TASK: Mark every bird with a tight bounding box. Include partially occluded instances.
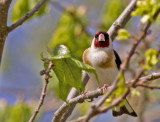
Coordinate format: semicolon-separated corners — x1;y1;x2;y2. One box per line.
83;31;137;117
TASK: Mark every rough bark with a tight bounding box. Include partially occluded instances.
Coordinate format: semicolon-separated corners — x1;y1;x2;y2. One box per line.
0;0;12;64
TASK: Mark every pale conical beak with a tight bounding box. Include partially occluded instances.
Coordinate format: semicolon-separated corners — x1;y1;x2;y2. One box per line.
98;34;105;42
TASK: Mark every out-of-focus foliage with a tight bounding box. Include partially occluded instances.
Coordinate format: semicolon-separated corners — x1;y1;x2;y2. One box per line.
113;73;126;97
104;73;126;107
143;48;159;70
116;29;131;40
131;0;160;23
12;0;48;22
100;0;127;30
49;5;91;60
131;88;140;97
0;100;32;122
42;45;98;101
77;102;90;116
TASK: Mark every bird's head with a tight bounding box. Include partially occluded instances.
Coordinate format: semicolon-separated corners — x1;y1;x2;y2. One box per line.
92;31;111;48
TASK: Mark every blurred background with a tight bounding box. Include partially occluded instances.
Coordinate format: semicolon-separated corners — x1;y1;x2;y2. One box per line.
0;0;160;121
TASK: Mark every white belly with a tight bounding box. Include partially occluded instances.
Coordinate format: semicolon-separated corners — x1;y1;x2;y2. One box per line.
88;67;118;87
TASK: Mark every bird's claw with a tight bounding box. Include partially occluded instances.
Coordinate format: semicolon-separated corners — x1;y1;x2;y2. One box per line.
80;91;88;95
80;91;93;102
100;84;109;93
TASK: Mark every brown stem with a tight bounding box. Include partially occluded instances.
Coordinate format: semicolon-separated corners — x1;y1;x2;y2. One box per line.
28;61;53;122
0;0;12;65
8;0;47;32
136;84;160;89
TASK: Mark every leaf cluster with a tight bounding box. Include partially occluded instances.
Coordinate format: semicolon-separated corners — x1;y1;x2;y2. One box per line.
42;45;98;101
104;73;126;107
116;29;131;40
143;48;160;70
131;0;160;23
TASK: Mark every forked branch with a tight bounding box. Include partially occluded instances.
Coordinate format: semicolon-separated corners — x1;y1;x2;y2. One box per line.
8;0;47;32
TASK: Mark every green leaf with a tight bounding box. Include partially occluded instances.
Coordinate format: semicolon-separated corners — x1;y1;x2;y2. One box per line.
116;29;131;40
70;58;99;83
77;102;90;116
143;48;159;70
43;45;97;101
141;14;150;24
131;88;140;97
113;72;126;97
104;96;113;106
12;0;48;22
104;73;126;107
53;58;84;101
118;99;126;107
131;0;160;23
52;45;71;59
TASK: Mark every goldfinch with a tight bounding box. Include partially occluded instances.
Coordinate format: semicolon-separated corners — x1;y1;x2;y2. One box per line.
83;31;137;117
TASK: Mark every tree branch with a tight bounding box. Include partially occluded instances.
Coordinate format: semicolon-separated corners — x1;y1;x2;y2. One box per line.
68;71;160;122
108;0;137;40
52;0;137;121
8;0;47;32
52;71;89;122
0;0;12;65
51;70;160;122
128;72;160;85
53;89;104;122
136;84;160;89
28;61;53;122
76;8;160;122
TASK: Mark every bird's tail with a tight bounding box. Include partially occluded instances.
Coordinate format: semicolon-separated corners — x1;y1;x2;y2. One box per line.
112;99;137;117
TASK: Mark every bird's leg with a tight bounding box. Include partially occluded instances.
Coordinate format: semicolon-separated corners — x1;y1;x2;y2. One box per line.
80;91;88;95
100;84;110;92
80;91;95;102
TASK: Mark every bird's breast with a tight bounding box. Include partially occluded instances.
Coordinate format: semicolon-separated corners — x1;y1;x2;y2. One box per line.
85;48;116;68
88;67;118;86
83;48;118;86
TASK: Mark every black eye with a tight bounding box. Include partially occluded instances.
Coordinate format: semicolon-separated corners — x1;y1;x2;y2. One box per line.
95;34;98;38
104;33;109;40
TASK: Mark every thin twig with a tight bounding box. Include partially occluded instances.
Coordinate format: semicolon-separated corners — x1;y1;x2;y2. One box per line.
28;61;53;122
138;72;160;83
136;84;160;89
8;0;47;32
126;72;160;86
